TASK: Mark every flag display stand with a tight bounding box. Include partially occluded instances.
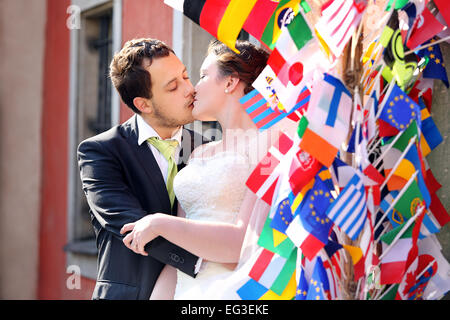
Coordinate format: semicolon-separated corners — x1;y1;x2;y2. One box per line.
164;0;450;300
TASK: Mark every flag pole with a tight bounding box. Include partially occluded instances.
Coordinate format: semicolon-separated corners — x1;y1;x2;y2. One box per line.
373;170;419;233
374;284;396;300
415;259;437;280
404;35;450;55
377;204;425;262
319;248;345;300
371;131;405;168
379;135;417;191
374;78;395;120
353;86;362;169
367;128;383;154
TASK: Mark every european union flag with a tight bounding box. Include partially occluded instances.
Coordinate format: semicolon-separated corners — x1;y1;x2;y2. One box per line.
270;196;294;234
295;266;309;300
417;37;449;88
297;176;334;245
286;174;334;260
379;83;421;131
306;257;329;300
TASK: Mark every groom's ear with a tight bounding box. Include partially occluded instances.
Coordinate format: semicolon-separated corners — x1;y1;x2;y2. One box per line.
133;97;153;115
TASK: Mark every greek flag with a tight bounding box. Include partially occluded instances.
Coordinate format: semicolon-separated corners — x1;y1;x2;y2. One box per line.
325;171;367;240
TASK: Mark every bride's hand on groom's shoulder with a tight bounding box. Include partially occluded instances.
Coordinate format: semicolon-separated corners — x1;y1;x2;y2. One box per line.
120;214;160;256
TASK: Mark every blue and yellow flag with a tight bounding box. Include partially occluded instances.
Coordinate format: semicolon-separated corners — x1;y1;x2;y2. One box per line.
417;37;449;88
379;83;421;131
295;265;309;300
418;97;443;155
270;195;294;235
306;256;329;300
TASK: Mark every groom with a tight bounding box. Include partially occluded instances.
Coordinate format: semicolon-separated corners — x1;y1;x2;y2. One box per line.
78;38;209;300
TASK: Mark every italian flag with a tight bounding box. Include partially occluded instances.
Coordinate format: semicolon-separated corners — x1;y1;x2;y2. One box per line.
248;248;297;296
380;234;412;285
285;214;327;261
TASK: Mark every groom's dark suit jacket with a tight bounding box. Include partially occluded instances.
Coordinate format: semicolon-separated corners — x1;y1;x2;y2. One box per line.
77;115;209;300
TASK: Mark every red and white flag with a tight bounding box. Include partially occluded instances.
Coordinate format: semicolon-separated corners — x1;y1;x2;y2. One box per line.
406;7;446;50
253;38;328;113
288;148;322;195
419;236;450;300
315;0;366;58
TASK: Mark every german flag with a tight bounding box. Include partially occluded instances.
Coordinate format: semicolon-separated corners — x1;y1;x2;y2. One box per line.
165;0;258;52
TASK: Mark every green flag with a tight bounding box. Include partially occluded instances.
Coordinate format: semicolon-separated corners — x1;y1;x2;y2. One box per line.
258;215;295;259
380;215;415;245
285;9;312;50
261;0;301;49
386;0;409;11
393;180;424;226
297;116;309;138
380;284;399;300
270;249;297;295
386;120;419;151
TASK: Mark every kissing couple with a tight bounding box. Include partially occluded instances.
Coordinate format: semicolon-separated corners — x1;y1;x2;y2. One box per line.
78;38;293;300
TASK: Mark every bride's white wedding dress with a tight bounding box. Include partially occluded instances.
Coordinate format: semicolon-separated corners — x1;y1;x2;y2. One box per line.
172;141;254;300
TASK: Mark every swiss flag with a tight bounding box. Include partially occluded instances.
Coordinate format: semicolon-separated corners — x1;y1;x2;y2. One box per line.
407;7;445;50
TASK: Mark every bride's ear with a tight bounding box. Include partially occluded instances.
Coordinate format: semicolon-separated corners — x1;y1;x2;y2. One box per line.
224;75;241;94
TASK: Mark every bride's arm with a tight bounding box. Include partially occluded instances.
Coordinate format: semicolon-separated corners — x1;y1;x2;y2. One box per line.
121;135;270;263
121;189;258;264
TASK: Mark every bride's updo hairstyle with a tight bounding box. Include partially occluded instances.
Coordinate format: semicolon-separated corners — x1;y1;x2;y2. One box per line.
207;40;269;94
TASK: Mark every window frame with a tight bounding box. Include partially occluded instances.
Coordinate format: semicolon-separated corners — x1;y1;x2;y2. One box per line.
66;0;122;280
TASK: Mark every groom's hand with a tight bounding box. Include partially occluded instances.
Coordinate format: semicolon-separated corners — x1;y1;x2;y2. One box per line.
120;215;159;256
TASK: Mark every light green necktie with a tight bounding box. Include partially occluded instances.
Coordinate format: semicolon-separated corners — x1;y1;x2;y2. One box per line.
147;137;179;207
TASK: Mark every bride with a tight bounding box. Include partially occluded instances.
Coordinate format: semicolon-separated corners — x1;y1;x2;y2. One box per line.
120;40;287;299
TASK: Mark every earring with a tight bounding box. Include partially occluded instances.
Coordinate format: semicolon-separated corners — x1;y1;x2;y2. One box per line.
225;89;229;93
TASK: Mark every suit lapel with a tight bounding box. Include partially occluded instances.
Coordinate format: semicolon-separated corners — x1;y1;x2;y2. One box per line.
121;118;209;215
124;116;172;213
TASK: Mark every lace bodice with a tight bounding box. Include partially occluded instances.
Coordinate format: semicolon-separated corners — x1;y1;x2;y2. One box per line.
172;141;255;300
173;143;253;223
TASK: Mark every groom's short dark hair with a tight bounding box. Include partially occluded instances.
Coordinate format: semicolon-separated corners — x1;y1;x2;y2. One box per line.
109;38;174;114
